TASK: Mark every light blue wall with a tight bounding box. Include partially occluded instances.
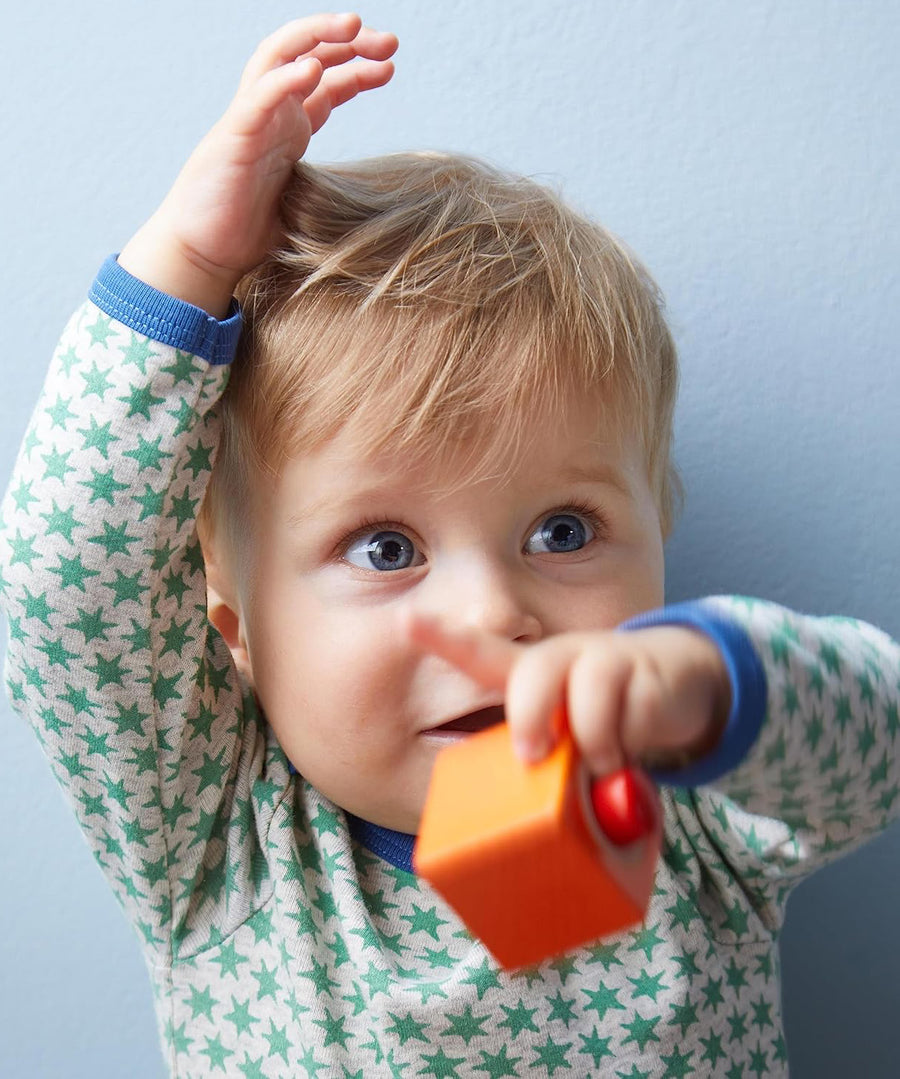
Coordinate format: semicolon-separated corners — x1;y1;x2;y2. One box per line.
2;2;897;1075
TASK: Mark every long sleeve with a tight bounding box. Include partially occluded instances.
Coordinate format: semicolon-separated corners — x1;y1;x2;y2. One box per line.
652;596;900;937
0;258;292;962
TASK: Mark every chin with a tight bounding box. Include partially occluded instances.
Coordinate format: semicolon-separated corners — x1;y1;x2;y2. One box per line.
363;803;422;835
344;779;428;835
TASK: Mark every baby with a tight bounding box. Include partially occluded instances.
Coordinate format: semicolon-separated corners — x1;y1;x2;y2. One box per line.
3;14;898;1077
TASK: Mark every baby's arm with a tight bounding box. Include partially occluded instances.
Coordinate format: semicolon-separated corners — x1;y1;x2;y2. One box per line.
119;13;397;316
409;600;900;918
693;597;900;871
0;14;396;959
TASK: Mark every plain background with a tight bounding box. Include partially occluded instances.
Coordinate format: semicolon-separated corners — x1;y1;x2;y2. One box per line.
2;2;898;1075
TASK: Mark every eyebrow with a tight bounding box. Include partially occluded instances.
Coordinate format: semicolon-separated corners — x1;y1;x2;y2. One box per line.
287;462;632;530
287;485;412;531
556;462;632;496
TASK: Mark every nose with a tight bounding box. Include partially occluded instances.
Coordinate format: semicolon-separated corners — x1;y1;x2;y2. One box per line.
437;559;543;644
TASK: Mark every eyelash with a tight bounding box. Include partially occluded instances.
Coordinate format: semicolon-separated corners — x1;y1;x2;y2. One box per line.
548;500;610;546
336;501;610;560
333;516;410;561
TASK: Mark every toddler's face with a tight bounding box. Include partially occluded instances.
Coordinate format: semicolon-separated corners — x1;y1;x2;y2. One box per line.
218;396;664;833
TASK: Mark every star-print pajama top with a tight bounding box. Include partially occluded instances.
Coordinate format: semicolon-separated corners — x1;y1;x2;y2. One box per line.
2;256;900;1078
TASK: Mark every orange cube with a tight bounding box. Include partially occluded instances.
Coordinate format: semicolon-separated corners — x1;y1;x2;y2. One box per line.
414;723;661;969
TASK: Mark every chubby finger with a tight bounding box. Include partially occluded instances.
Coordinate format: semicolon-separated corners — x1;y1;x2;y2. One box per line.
503;637;582;761
566;644;635;775
241;15;397;89
307;30;400;71
303;58;396;135
226;57;323;141
239;13;364;88
402;613;520;692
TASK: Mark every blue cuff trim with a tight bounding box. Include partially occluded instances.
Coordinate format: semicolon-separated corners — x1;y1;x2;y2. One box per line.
88;254;242;366
620;601;768;787
347;813;416;874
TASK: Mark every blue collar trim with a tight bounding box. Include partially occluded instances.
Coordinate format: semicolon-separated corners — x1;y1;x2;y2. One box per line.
347;813;416;873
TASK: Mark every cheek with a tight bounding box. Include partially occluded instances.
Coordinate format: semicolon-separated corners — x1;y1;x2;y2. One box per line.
618;552;664;622
243;575;415;737
561;538;664;631
638;533;666;608
626;493;666;611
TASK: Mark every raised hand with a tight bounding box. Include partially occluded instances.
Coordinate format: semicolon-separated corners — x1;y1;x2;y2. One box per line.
404;613;731;778
118;13;398;316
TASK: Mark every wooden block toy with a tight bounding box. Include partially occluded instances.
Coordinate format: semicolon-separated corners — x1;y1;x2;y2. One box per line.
414;716;661;969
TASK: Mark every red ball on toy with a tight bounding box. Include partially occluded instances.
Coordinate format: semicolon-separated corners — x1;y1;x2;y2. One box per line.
590;767;659;846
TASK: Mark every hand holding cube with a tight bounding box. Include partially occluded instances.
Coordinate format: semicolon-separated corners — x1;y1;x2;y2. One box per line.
406;612;730;967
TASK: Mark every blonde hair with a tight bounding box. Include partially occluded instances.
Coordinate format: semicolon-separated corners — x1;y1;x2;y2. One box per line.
202;152;681;549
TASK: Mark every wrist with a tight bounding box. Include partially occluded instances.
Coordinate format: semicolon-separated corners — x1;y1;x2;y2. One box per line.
89;256;242;366
117;218;238;319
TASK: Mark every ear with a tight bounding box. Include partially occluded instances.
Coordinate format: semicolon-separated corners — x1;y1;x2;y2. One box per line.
204;549;254;681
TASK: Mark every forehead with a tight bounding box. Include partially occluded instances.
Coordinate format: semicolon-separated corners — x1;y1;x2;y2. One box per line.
257;280;642;481
279;391;649;520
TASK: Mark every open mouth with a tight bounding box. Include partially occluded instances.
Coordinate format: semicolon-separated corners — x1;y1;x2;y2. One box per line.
424;705;505;737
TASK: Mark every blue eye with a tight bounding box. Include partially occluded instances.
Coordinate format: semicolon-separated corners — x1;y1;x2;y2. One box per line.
344;530;420;571
526;513;594;554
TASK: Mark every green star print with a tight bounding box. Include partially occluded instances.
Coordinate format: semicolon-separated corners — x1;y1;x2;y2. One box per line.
2;275;899;1077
